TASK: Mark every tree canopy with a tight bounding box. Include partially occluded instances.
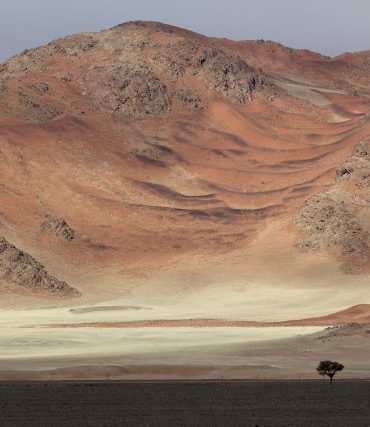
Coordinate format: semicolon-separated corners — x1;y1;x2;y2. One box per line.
316;360;344;384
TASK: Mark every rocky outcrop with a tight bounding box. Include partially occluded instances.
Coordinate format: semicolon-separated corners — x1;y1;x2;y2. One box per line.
336;139;370;183
296;138;370;273
351;139;369;159
83;63;172;114
0;21;271;119
296;194;368;264
193;46;265;103
79;40;265;113
40;214;75;241
51;34;98;56
152;39;268;104
0;237;79;296
28;82;49;94
176;89;202;110
17;89;61;123
317;323;369;341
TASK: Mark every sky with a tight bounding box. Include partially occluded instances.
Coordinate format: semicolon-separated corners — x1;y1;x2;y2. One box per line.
1;0;370;62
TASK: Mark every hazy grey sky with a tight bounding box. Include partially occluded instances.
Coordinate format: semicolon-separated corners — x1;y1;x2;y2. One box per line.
1;0;370;62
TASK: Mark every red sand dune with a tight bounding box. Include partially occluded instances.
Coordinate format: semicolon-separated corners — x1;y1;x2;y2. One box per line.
0;21;368;307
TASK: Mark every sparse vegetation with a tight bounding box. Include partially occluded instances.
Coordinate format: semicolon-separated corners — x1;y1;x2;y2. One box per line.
317;360;344;384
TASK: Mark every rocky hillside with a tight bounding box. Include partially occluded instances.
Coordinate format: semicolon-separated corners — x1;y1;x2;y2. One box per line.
0;237;78;297
0;21;369;303
296;139;370;273
0;21;274;122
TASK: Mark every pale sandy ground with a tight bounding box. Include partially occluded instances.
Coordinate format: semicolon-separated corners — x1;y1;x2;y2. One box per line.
0;294;327;377
0;320;369;379
0;322;321;370
0;292;370;379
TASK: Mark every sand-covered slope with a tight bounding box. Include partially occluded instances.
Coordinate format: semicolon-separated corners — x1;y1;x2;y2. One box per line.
0;21;369;312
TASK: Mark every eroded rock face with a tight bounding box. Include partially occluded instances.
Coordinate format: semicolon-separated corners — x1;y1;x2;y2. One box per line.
352;139;369;159
296;194;368;261
17;89;61;123
151;39;268;104
78;38;265;113
336;140;370;185
0;237;79;296
40;214;75;241
51;34;98;56
176;89;202;110
296;138;370;273
82;63;171;114
193;46;264;103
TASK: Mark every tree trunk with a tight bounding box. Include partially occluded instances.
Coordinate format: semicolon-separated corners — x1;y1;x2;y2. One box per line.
329;374;334;385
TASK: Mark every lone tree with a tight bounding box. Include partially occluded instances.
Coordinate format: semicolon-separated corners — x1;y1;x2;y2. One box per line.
316;360;344;384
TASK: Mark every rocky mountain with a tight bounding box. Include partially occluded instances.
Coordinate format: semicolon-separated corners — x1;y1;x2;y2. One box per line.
0;21;369;305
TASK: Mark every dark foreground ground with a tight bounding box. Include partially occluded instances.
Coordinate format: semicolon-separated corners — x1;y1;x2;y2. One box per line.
0;380;369;426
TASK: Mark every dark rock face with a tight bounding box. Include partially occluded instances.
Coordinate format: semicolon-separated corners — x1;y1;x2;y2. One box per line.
80;41;264;114
356;169;370;188
176;89;202;110
296;194;368;258
349;140;370;187
296;137;370;272
82;63;171;115
336;139;370;184
336;165;354;181
51;34;98;56
193;46;264;103
28;82;49;94
0;237;79;296
152;39;267;104
352;139;369;159
40;214;75;241
152;53;189;79
17;89;61;123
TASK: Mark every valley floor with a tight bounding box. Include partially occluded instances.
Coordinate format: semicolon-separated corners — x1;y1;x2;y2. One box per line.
1;296;370;379
0;381;369;426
